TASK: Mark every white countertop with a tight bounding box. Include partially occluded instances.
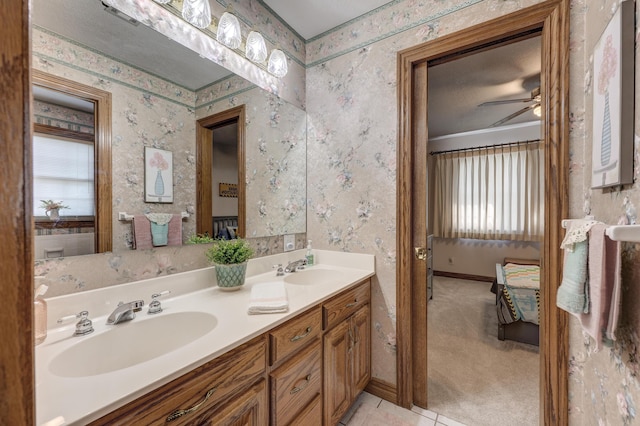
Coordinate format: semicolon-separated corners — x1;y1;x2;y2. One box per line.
36;249;375;425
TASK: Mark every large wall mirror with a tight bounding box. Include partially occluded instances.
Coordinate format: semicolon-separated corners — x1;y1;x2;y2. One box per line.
32;0;306;260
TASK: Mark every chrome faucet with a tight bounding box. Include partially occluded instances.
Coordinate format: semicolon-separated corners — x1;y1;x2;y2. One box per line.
107;300;144;325
284;259;307;273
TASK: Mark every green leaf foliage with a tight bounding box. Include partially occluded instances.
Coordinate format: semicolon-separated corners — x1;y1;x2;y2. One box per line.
186;233;216;244
205;238;254;264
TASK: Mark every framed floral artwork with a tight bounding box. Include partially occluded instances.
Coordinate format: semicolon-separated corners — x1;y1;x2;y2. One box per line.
144;147;173;203
591;0;634;188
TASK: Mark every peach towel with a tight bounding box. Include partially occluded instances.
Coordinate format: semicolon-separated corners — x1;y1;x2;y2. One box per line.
574;224;622;350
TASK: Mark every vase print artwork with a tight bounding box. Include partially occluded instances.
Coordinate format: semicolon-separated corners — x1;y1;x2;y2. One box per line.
154;170;165;196
145;147;173;203
600;91;611;167
597;34;617;169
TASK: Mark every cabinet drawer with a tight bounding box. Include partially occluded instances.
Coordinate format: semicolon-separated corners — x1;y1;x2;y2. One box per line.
270;306;322;365
323;280;370;330
90;336;267;425
289;394;321;426
270;340;322;425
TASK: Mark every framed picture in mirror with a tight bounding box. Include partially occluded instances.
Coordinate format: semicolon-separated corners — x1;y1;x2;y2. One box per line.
145;147;173;203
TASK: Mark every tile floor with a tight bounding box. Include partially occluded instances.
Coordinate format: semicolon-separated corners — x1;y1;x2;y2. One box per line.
339;392;467;426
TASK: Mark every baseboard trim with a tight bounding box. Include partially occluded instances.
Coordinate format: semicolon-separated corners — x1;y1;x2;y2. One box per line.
433;270;494;282
365;378;397;405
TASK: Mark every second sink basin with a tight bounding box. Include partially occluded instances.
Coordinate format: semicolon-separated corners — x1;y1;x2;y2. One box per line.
283;268;343;285
49;311;217;378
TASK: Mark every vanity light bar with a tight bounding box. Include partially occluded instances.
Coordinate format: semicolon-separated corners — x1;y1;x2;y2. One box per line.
118;211;189;221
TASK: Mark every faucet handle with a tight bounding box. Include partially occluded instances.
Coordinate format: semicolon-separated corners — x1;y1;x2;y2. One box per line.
148;291;171;315
57;310;94;336
273;264;284;276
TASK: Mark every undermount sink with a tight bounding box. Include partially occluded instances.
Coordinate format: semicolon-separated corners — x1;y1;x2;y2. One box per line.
283;268;343;285
49;311;217;378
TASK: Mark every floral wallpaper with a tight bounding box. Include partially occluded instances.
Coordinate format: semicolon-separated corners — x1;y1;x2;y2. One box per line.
566;0;640;424
33;99;95;134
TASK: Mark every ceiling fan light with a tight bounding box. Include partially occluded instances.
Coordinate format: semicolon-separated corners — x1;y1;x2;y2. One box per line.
533;104;542;117
182;0;212;29
245;31;268;63
268;48;288;78
217;11;242;49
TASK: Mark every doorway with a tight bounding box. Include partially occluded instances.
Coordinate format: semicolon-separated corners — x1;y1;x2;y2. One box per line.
396;1;570;424
196;105;246;239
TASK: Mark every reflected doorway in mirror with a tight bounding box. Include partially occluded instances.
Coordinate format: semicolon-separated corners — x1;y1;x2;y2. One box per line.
144;147;173;203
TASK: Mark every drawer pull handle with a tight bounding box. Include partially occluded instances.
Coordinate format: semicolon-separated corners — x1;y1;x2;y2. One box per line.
290;374;312;395
166;386;218;422
290;326;313;342
346;300;358;308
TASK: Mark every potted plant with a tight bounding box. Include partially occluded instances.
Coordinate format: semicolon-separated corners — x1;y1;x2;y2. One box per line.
206;238;254;291
40;200;69;221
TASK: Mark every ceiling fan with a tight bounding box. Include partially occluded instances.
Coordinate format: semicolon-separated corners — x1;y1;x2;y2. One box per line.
479;86;541;128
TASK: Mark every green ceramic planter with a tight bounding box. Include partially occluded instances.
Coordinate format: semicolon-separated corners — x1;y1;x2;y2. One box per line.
214;262;248;291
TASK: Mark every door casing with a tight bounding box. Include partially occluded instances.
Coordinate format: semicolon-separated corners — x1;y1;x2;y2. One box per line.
396;1;570;424
196;105;246;239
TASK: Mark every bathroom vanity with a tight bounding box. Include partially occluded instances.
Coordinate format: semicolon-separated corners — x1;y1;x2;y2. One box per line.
36;250;374;425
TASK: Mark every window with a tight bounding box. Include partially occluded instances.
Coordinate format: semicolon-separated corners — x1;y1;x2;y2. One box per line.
33;133;95;217
432;141;544;241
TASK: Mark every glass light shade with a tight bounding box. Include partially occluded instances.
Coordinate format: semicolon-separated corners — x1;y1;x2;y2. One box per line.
153;0;171;4
245;31;268;63
182;0;211;29
217;11;242;49
533;104;542;117
268;48;288;78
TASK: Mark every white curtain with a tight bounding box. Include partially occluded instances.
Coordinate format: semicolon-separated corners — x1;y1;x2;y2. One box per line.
433;142;544;241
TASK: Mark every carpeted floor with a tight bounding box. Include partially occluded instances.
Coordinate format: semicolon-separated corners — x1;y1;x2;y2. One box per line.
427;276;539;426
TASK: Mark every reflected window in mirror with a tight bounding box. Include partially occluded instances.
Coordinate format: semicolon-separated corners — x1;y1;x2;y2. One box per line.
32;70;112;259
33;129;96;258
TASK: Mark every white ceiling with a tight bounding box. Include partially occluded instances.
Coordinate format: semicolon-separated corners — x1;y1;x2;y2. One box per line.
262;0;392;40
32;0;541;136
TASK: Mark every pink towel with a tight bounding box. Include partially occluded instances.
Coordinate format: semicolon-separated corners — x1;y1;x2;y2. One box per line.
132;215;153;250
132;214;182;250
166;214;183;246
574;224;622;350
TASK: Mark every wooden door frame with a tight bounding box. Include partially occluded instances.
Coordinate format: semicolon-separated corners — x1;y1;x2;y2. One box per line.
196;105;246;238
2;0;35;423
32;69;113;254
396;1;570;424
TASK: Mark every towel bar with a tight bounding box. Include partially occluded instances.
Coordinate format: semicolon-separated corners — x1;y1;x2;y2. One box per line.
561;218;640;242
604;225;640;243
118;212;189;221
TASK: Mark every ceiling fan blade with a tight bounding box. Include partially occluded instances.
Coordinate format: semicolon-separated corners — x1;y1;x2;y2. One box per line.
488;104;536;128
479;97;533;106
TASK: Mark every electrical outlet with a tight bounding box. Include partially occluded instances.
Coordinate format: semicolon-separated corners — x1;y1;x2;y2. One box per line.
284;234;295;252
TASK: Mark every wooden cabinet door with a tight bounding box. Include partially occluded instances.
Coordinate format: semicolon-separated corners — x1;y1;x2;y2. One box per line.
351;305;371;396
323;319;351;426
